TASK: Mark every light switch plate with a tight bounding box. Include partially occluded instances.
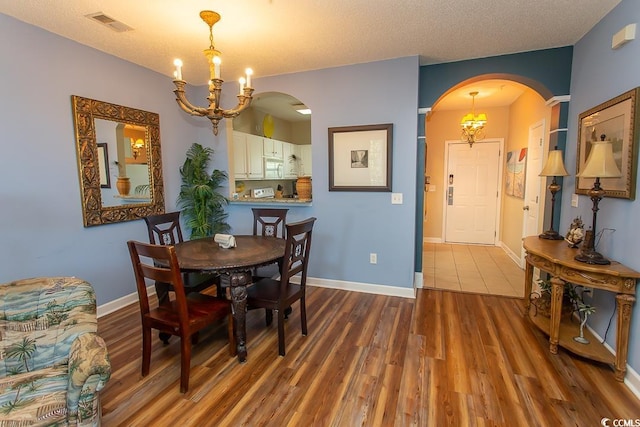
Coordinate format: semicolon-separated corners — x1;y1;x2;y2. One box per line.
571;194;579;207
391;193;403;204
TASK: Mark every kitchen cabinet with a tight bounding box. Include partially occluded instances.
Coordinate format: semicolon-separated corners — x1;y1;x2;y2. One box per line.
282;142;299;179
299;144;312;177
263;138;283;159
233;132;264;179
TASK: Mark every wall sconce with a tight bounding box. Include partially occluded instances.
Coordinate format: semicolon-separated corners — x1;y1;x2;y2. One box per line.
131;138;145;160
575;135;622;265
538;147;569;240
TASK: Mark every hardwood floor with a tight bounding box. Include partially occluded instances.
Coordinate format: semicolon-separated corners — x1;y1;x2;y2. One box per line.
98;287;639;426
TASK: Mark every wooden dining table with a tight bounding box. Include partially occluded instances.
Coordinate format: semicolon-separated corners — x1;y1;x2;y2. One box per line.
173;235;286;362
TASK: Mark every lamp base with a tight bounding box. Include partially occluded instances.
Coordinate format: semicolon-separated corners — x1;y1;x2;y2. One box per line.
539;229;564;240
575;248;611;265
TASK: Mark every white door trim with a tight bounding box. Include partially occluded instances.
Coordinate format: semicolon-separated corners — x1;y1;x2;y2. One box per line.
441;138;504;245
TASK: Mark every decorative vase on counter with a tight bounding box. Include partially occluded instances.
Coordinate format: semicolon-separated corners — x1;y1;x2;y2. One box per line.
296;176;312;200
116;176;131;196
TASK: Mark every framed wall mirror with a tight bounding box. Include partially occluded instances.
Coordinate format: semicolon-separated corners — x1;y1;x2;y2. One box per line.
71;95;165;227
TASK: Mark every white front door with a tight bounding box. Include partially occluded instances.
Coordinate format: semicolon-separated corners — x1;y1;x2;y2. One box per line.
521;120;546;265
444;141;502;244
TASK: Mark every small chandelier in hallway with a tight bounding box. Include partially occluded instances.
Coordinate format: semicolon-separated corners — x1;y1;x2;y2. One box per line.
460;91;487;147
172;10;254;135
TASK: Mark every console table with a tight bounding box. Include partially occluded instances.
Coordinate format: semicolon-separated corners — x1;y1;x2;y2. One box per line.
522;236;639;381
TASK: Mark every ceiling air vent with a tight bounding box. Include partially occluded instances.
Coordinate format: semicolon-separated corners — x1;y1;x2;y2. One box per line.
85;12;133;32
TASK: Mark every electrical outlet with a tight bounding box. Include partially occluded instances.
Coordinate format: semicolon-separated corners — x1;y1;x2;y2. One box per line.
571;194;579;207
391;193;403;204
370;253;377;264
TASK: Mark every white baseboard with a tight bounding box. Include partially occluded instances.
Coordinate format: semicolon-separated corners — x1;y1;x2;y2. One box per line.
584;323;640;400
97;285;154;318
423;237;443;244
414;272;423;292
499;241;524;268
307;277;415;299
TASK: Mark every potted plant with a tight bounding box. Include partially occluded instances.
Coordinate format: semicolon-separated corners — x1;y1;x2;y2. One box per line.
177;143;231;239
530;278;595;321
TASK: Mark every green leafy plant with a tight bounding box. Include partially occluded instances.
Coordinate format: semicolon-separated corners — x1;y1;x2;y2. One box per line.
178;143;231;239
533;278;595;319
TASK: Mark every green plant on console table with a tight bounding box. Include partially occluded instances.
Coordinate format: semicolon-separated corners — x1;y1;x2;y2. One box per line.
178;143;230;239
531;279;595;320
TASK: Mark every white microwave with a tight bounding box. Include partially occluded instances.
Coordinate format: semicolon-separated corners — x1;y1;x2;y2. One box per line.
264;158;283;179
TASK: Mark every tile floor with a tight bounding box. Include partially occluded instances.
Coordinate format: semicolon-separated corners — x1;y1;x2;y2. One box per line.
422;242;525;298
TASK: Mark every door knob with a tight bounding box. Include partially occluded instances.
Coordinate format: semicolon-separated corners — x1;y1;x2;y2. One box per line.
523;205;530;211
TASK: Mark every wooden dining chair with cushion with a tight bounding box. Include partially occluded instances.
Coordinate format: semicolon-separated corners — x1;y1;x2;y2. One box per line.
144;211;223;301
251;208;288;280
127;240;235;393
246;217;316;356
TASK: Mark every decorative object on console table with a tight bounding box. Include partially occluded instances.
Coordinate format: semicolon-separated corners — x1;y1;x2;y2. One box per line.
538;147;569;240
575;135;622;265
574;303;596;344
529;278;583;320
171;10;254;135
564;216;584;248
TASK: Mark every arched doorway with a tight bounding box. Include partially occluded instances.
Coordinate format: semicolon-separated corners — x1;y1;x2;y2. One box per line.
228;92;312;199
422;77;553;296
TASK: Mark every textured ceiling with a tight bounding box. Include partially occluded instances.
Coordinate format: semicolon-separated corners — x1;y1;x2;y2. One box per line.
0;0;621;111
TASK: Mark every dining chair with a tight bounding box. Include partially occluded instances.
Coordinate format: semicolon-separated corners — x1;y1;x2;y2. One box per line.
144;212;223;301
251;208;289;281
246;217;316;356
127;240;235;393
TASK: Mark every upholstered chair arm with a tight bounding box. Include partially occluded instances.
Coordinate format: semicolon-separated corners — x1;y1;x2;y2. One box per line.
66;333;112;425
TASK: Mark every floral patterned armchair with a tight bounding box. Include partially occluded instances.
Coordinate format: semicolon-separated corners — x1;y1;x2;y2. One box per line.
0;277;111;426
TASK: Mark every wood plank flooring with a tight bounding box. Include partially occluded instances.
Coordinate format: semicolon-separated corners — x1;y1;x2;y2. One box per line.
98;287;640;426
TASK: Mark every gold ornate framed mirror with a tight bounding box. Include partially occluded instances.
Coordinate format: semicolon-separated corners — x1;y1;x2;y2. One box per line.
71;95;165;227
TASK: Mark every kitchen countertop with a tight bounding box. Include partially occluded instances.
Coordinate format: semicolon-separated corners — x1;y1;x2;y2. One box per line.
229;197;312;206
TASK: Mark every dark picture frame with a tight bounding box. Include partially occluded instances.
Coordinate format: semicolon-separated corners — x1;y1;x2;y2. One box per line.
576;88;640;200
328;123;393;192
97;143;111;188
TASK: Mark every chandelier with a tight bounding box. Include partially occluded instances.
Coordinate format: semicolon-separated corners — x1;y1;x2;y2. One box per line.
172;10;254;135
460;91;487;147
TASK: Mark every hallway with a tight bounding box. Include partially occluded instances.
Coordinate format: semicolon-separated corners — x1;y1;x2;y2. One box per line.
423;242;524;298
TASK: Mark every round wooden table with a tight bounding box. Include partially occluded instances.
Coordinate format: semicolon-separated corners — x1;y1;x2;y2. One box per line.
174;235;286;362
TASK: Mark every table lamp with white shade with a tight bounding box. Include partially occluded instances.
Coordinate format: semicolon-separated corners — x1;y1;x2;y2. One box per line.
575;135;622;265
538;147;569;240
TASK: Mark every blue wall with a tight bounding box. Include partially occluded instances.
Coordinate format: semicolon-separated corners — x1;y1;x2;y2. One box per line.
0;13;419;305
219;59;420;288
560;0;640;375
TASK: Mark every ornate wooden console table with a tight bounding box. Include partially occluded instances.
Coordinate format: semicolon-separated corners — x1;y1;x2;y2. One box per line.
523;236;639;381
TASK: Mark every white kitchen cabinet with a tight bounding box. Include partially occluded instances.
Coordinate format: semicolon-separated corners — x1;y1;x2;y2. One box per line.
233;131;264;179
299;144;312;177
246;134;264;179
282;142;299;179
263;137;283;159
